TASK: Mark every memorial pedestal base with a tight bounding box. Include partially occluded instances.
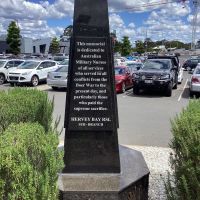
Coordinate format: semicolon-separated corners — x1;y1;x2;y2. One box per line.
59;146;150;200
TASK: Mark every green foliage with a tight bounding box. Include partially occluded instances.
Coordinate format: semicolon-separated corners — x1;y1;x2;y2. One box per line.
0;123;63;200
165;99;200;200
114;40;122;53
49;37;60;55
121;36;132;56
135;40;145;54
0;88;54;134
6;21;21;55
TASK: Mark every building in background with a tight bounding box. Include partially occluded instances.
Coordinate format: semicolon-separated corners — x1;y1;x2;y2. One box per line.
59;35;70;55
32;38;51;54
0;35;9;54
0;35;70;55
20;37;33;54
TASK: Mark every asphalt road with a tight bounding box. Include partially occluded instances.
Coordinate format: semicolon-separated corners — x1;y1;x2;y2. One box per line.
0;57;192;147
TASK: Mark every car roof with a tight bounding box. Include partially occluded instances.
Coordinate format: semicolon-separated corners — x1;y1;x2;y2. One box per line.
115;66;127;68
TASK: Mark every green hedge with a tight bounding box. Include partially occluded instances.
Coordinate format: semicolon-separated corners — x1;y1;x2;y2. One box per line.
0;88;54;134
0;123;63;200
165;99;200;200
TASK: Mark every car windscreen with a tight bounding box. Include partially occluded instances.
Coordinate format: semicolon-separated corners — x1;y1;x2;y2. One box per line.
115;68;125;75
59;59;69;65
0;60;6;67
18;61;39;69
143;60;170;70
191;59;199;64
55;66;68;72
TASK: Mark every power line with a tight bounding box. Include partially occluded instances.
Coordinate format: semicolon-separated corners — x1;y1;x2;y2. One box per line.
124;0;189;11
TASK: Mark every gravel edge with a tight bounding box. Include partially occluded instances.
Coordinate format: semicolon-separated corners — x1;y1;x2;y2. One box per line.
127;145;173;200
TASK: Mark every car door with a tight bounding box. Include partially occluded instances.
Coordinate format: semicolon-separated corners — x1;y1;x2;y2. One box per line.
4;61;14;76
37;62;47;80
42;61;57;78
125;67;132;88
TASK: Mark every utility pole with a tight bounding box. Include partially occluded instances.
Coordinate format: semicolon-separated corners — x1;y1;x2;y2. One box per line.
145;28;148;53
191;0;200;50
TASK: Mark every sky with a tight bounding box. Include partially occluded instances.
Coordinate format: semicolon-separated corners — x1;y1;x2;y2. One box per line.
0;0;199;44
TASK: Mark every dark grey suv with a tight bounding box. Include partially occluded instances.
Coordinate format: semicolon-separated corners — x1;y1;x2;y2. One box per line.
133;59;178;97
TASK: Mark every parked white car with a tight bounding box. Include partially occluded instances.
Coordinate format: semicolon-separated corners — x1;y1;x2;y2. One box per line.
7;60;59;86
178;67;184;84
189;65;200;96
47;65;68;90
0;59;24;84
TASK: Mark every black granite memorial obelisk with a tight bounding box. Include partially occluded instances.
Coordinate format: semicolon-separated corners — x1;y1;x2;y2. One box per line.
63;0;120;173
59;0;150;199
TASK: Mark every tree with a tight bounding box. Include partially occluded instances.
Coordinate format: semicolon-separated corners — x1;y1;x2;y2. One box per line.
114;40;122;53
135;40;145;54
6;21;21;55
121;36;132;56
49;37;60;55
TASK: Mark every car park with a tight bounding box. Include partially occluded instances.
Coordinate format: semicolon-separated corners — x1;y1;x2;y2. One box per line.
182;58;200;71
133;59;178;97
47;65;68;90
189;65;200;96
7;60;58;86
115;66;133;93
0;59;25;84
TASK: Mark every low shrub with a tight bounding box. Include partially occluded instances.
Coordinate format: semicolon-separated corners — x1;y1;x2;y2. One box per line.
165;99;200;200
0;88;54;134
0;123;63;200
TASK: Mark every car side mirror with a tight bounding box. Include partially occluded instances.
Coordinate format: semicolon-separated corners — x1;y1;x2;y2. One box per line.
5;66;8;69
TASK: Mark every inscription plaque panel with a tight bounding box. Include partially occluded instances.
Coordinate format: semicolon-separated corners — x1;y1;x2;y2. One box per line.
68;37;113;131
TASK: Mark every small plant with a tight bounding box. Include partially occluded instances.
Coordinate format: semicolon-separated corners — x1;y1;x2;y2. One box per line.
0;123;63;200
0;88;54;134
165;99;200;200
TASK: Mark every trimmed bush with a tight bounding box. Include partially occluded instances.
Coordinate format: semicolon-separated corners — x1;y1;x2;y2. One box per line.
0;88;54;134
0;123;63;200
165;99;200;200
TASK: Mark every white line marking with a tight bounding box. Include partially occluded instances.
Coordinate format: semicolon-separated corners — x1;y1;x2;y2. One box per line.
178;78;188;102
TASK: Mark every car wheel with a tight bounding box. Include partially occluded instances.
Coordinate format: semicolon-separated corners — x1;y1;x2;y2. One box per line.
0;74;5;85
10;83;15;87
133;86;139;95
52;86;58;90
165;83;172;97
173;79;178;89
121;82;126;93
190;90;194;97
31;75;39;87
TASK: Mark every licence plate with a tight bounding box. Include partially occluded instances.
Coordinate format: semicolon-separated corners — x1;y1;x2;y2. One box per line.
145;80;153;84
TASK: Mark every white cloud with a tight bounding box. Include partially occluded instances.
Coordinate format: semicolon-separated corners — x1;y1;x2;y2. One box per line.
109;14;136;44
0;0;195;43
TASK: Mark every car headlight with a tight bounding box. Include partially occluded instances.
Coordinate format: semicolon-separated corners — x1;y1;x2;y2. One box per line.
141;75;146;80
160;74;170;80
134;74;140;79
21;72;31;76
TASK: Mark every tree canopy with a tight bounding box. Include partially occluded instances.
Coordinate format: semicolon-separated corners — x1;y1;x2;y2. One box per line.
6;21;21;55
49;37;60;55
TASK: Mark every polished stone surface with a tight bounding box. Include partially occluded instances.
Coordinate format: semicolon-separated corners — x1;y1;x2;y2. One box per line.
59;146;150;200
63;0;120;173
